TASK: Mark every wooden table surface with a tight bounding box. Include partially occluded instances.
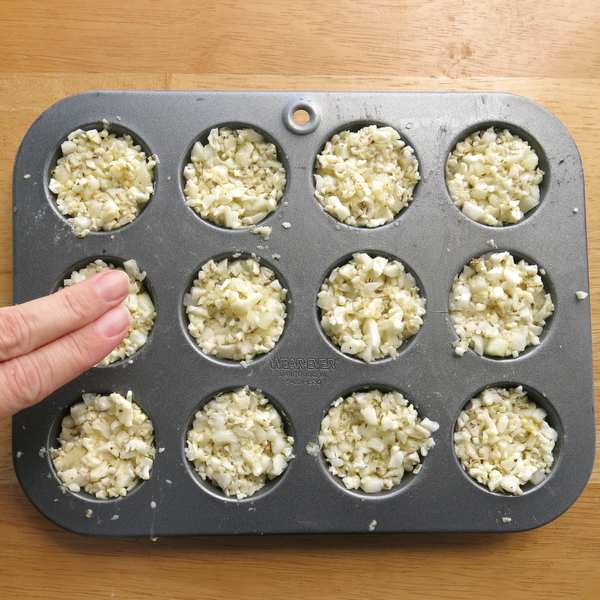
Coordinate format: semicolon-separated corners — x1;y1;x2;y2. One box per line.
0;1;599;598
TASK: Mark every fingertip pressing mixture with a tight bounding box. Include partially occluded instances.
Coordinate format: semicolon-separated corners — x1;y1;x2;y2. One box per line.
317;253;425;362
185;257;287;361
446;127;543;226
51;391;155;499
454;386;557;495
64;259;156;365
314;125;419;227
185;387;294;499
450;252;554;358
319;389;439;493
49;128;155;237
183;127;286;229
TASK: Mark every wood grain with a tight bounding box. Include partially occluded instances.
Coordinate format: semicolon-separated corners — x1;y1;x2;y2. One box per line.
0;1;599;598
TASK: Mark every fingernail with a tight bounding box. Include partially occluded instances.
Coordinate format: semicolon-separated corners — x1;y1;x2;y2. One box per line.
94;270;129;302
94;306;130;338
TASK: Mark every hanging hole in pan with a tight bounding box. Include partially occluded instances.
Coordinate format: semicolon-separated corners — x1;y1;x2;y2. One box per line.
293;108;311;125
283;99;320;135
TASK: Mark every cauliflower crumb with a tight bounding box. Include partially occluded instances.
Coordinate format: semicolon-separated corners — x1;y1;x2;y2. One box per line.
85;509;94;519
49;128;155;237
51;391;155;499
271;253;281;261
502;516;513;523
23;173;31;180
319;389;438;493
575;290;588;300
185;256;287;361
64;259;156;365
454;386;557;495
251;225;272;239
281;221;291;229
16;451;23;459
572;208;579;214
318;253;425;362
450;252;554;358
368;519;378;531
186;387;294;499
305;441;320;457
446;127;543;226
150;500;157;509
315;125;420;227
183;127;286;229
111;514;120;521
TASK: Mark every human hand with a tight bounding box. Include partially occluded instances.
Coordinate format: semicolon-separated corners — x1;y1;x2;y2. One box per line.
0;270;130;418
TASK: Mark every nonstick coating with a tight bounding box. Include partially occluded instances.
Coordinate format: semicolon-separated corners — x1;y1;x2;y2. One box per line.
12;91;594;536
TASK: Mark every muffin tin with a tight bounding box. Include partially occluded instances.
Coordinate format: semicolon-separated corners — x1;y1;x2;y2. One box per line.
12;91;594;536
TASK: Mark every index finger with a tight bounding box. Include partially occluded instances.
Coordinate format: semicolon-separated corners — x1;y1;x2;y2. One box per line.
0;269;129;362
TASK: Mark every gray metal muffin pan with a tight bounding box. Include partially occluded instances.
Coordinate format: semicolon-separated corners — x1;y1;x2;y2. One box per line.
12;91;594;536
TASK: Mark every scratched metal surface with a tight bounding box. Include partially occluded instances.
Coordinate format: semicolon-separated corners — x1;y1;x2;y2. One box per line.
11;92;595;535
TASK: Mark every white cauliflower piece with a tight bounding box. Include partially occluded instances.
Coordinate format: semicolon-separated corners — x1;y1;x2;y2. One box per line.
446;128;543;226
49;128;155;237
186;387;294;499
183;127;286;228
185;257;287;361
319;389;438;493
454;386;557;495
315;125;420;227
449;252;554;358
318;253;425;362
51;391;155;499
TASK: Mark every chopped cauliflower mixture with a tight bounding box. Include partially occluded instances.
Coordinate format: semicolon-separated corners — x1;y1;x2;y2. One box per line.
64;259;156;365
450;251;554;358
319;389;438;493
454;386;557;495
186;387;294;499
51;391;155;499
314;125;420;227
183;127;286;228
446;127;544;226
185;257;287;361
49;128;155;237
317;253;425;362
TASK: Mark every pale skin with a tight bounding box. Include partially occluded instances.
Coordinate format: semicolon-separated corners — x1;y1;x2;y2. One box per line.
0;269;130;418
